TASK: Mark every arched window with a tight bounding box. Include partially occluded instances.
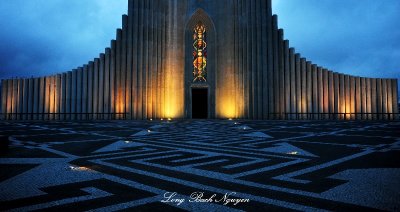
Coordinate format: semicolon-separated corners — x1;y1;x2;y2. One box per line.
193;23;207;82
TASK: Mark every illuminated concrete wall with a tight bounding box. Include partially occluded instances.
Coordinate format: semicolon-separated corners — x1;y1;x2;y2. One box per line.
0;0;398;120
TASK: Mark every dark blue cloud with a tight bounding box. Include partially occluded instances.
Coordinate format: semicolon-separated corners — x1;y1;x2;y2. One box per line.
273;0;400;81
0;0;127;79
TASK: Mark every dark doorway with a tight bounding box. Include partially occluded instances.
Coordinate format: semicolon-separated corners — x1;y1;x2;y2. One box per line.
192;88;208;119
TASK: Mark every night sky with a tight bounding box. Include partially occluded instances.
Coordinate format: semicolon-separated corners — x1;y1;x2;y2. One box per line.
0;0;399;88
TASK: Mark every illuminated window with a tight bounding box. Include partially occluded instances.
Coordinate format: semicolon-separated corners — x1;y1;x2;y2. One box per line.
193;23;207;82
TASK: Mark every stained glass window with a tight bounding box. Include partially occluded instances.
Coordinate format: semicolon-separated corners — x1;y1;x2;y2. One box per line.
193;23;207;82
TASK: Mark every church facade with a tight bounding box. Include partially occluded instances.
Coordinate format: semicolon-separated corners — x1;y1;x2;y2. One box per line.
1;0;398;120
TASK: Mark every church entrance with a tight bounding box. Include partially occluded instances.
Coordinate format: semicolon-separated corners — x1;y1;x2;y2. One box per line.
192;88;208;119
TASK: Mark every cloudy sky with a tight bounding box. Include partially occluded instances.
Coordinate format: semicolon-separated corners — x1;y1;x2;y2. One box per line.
0;0;399;84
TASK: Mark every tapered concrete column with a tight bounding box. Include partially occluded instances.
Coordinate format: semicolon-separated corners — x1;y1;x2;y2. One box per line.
7;79;13;120
82;65;88;120
371;79;378;120
93;59;100;120
355;77;361;119
66;72;72;120
99;54;105;119
328;71;334;119
110;40;116;119
295;54;301;118
361;77;366;119
382;79;387;119
301;58;307;119
60;73;66;120
350;76;356;119
28;78;34;120
339;74;345;119
22;79;29;120
333;73;339;119
323;69;329;119
88;62;94;120
386;79;393;119
312;65;318;119
289;48;296;119
104;49;111;120
345;75;350;120
55;74;61;120
366;78;372;120
38;77;45;120
76;68;83;120
392;79;399;112
1;80;7;120
392;79;399;119
33;78;39;120
284;40;290;118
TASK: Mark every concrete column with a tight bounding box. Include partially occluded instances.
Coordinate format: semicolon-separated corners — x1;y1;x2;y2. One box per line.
93;58;100;120
366;78;371;120
278;29;285;118
110;40;116;119
71;70;77;120
371;78;377;119
131;0;139;119
8;79;13;120
392;79;399;118
60;73;66;120
49;76;55;120
88;62;94;120
256;0;264;119
38;77;45;120
17;79;23;120
312;65;318;119
55;74;61;120
121;15;128;119
318;67;323;119
82;65;88;120
22;79;28;120
261;0;269;119
376;79;382;119
66;72;72;120
116;29;123;119
284;40;290;118
76;68;83;120
44;77;50;120
272;15;279;118
1;80;7;120
344;75;351;120
361;77;367;119
350;76;356;119
33;78;39;120
28;78;34;120
99;54;105;119
267;7;274;119
386;79;393;119
306;62;312;119
295;54;301;118
355;77;361;119
127;1;134;120
339;74;345;119
301;58;307;118
104;49;111;120
382;79;388;119
289;48;296;119
13;79;19;120
323;69;328;119
334;73;339;119
328;71;334;119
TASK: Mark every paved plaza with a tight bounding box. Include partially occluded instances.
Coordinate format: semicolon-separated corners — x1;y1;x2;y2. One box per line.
0;120;399;211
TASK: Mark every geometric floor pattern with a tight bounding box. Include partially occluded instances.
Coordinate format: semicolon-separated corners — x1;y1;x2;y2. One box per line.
0;120;399;211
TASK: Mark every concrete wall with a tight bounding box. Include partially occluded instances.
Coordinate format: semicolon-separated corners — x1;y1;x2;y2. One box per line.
1;0;398;120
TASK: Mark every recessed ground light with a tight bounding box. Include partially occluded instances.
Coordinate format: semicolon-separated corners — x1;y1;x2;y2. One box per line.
168;118;172;121
147;130;151;133
287;151;298;155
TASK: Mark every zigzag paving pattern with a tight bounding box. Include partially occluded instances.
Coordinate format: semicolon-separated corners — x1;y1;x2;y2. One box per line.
0;120;399;211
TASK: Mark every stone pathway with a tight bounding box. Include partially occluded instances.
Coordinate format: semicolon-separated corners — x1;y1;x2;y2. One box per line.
0;120;399;211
